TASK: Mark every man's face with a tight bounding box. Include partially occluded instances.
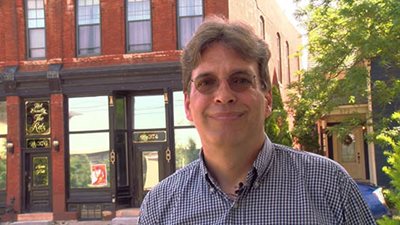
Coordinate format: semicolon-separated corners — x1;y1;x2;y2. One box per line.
184;42;272;147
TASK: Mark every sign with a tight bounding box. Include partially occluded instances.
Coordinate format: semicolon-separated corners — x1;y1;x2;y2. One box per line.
27;138;50;149
90;164;107;187
133;131;166;143
26;101;50;135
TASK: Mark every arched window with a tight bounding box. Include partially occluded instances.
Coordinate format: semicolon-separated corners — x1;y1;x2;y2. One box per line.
286;41;291;84
259;16;265;39
276;33;282;83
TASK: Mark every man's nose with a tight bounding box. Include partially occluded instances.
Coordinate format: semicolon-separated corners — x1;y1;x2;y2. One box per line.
214;80;236;104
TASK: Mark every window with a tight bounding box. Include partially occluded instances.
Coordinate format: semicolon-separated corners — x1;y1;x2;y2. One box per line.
68;96;110;188
286;41;291;84
126;0;151;52
77;0;101;56
26;0;46;58
0;101;7;191
277;33;282;83
177;0;203;49
259;16;265;40
173;92;201;169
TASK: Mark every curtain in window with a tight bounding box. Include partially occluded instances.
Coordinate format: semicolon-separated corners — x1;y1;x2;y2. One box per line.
78;25;100;55
178;16;202;49
128;20;151;52
29;28;46;58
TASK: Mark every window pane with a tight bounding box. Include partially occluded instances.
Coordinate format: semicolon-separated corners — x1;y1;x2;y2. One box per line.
173;91;192;126
115;97;126;129
133;95;165;129
69;132;110;188
30;49;46;58
27;0;37;9
79;25;101;55
178;0;203;16
0;102;7;135
0;138;6;190
69;96;109;131
142;151;159;191
179;16;202;49
128;20;151;52
116;131;128;186
32;156;49;187
78;4;100;25
175;128;201;169
127;0;150;21
29;29;45;48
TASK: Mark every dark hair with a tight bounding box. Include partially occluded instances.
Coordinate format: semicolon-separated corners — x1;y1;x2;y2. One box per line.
181;16;271;93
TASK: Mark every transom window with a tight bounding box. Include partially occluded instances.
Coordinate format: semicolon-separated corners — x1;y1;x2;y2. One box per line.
26;0;46;58
77;0;101;56
177;0;203;49
126;0;152;52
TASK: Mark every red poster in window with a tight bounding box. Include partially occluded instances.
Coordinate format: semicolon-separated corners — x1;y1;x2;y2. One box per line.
90;164;107;187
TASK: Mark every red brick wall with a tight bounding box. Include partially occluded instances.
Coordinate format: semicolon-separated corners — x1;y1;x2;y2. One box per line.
50;94;68;220
101;0;125;55
152;0;177;51
5;96;22;217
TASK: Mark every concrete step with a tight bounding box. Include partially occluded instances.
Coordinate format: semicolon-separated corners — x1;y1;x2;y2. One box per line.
11;221;53;225
111;217;138;225
17;213;53;222
111;208;139;225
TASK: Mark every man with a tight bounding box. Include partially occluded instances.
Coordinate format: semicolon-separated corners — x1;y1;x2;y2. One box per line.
139;16;376;224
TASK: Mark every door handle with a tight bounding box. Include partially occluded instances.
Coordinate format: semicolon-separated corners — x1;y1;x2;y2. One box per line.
27;176;32;192
357;152;361;163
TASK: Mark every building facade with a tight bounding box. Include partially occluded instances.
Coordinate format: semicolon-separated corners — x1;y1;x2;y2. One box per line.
0;0;301;221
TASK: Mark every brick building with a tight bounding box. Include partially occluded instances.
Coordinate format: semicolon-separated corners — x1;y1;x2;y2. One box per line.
0;0;301;222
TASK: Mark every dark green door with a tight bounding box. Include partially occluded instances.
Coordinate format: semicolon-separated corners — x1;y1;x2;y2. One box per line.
25;153;51;212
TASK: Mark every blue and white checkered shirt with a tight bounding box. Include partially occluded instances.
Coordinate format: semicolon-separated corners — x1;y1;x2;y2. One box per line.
139;136;376;224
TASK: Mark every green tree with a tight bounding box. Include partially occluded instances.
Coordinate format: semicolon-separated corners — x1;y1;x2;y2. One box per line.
70;154;91;188
175;138;199;169
264;86;293;147
288;0;400;149
0;148;6;190
377;112;400;224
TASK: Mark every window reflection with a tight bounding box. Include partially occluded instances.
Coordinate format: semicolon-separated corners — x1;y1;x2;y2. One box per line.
68;96;110;189
133;95;165;129
69;133;110;188
173;92;192;126
0;138;6;190
69;96;109;132
0;101;7;190
174;128;201;169
142;151;159;191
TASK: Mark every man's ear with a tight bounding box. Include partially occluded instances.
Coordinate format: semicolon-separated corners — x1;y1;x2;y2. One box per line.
264;90;273;118
184;92;194;122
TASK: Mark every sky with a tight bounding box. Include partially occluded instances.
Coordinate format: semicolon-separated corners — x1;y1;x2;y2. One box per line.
276;0;305;34
276;0;309;69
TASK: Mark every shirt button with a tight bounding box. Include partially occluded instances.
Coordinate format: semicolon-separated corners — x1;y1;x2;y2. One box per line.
254;181;260;189
210;187;215;193
233;202;239;209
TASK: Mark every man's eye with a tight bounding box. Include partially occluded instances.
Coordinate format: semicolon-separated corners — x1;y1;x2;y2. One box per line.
231;76;252;84
196;78;216;88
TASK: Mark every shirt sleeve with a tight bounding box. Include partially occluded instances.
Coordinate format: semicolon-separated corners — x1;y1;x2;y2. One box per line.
138;190;159;225
342;177;377;225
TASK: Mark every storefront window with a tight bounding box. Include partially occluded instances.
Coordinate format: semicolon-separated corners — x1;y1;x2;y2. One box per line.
0;101;7;190
68;96;110;188
133;95;165;129
173;92;201;169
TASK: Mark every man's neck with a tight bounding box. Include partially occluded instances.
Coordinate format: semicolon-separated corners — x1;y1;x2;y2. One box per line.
202;138;264;195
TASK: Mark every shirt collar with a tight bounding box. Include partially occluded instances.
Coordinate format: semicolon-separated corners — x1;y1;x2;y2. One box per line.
199;134;274;183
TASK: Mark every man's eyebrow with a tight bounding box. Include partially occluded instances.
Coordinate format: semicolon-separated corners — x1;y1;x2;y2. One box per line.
193;72;214;79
